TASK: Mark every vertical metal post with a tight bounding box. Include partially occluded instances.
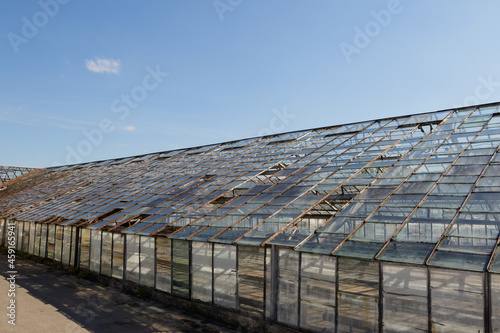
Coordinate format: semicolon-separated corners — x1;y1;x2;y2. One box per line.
76;227;81;268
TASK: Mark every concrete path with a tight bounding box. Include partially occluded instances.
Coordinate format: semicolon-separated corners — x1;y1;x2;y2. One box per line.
0;252;240;333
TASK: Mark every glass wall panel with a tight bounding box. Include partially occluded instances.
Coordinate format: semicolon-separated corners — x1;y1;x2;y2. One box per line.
338;257;379;333
382;264;427;332
491;274;500;332
238;245;265;316
47;224;55;259
40;224;48;258
191;242;213;302
430;268;484;332
101;231;113;277
54;225;64;262
79;228;90;269
277;247;299;328
34;224;40;257
89;230;102;273
299;253;336;333
214;244;237;309
172;239;190;298
62;226;72;266
28;222;36;254
0;219;5;246
70;227;77;267
140;236;155;287
265;247;272;319
16;222;23;251
22;221;30;252
112;233;124;279
126;234;140;283
156;237;171;292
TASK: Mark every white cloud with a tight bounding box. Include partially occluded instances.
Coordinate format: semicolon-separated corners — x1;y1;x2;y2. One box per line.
85;57;121;74
124;125;135;132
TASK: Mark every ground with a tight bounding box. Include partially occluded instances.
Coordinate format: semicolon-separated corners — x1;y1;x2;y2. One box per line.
0;252;244;333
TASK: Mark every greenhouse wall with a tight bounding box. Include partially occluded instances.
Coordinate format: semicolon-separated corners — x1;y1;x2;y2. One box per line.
1;218;500;332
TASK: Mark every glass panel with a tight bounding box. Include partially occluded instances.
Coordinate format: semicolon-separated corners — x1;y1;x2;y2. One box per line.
172;239;190;298
191;242;212;303
79;228;90;269
214;244;237;309
112;233;125;279
101;231;113;277
14;221;23;250
29;222;36;255
334;240;385;260
34;224;40;257
430;268;484;332
491;274;500;332
300;253;336;332
125;234;140;283
378;241;436;265
70;227;77;267
140;236;155;287
62;226;72;266
238;245;265;316
265;247;272;319
90;230;101;273
40;224;48;258
0;219;4;247
382;264;427;332
15;222;23;251
54;225;63;262
156;237;171;292
277;247;299;328
47;224;55;259
337;257;378;333
23;221;30;252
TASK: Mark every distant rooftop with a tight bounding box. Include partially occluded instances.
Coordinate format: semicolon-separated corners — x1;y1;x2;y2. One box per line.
0;165;37;184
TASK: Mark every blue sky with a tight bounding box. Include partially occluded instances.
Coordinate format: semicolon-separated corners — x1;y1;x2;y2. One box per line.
2;0;500;167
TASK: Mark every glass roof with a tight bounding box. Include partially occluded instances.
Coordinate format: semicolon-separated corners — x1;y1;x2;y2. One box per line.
2;103;500;271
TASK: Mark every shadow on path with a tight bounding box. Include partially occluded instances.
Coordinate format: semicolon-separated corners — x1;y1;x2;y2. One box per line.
0;252;239;333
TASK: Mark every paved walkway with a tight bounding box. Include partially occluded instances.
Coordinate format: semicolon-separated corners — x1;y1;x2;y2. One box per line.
0;252;240;333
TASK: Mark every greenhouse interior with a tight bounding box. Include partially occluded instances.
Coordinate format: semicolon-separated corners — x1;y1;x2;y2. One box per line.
2;102;500;332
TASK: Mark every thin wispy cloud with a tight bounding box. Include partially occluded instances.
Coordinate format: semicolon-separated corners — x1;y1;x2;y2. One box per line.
124;125;135;132
0;106;98;130
85;57;121;74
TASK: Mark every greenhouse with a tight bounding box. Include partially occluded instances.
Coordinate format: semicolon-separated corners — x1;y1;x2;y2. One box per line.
2;102;500;332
